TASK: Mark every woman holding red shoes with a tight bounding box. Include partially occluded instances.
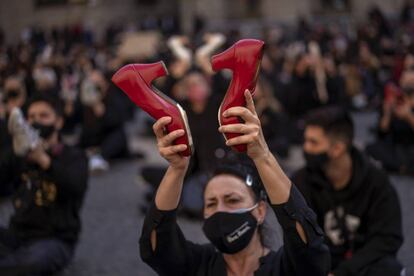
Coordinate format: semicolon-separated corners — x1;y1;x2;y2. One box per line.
139;90;330;276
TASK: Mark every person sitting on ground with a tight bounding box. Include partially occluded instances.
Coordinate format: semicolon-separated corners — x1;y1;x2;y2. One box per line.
79;69;128;172
0;95;88;275
366;69;414;175
292;106;404;276
0;76;27;196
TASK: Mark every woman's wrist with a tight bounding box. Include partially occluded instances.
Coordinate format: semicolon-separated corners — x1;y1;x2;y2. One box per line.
251;149;272;164
169;161;189;174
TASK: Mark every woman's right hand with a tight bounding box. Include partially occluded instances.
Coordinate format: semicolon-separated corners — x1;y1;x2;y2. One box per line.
153;117;190;170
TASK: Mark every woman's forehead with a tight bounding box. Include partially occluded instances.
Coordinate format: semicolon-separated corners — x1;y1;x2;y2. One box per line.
205;174;250;197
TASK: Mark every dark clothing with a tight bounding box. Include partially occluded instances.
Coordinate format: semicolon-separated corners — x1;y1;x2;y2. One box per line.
259;107;290;158
0;118;14;196
139;185;330;276
358;256;404;276
0;228;73;276
366;109;414;173
366;141;414;174
0;144;88;245
79;89;128;159
181;94;227;174
377;110;414;146
0;118;12;154
292;148;403;276
285;74;320;117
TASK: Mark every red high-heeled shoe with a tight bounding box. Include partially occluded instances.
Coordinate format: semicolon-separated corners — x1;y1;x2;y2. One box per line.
112;61;193;156
211;39;265;152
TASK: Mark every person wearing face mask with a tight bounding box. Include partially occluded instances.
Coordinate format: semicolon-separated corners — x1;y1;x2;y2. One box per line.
0;77;27;196
366;69;414;175
79;69;128;172
139;90;330;275
0;95;88;275
292;107;404;276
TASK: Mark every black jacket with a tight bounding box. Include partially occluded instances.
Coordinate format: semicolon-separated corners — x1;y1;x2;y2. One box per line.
0;144;88;245
292;148;403;276
0;118;14;196
139;185;330;276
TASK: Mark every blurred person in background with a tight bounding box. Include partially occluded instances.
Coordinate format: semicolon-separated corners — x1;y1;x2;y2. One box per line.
32;63;58;98
285;43;346;143
79;69;128;173
253;78;290;158
366;68;414;175
0;95;88;275
292;107;404;276
0;77;27;195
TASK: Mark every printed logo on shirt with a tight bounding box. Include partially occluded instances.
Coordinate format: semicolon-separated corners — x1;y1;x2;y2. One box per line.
226;222;251;243
324;206;360;246
35;181;57;207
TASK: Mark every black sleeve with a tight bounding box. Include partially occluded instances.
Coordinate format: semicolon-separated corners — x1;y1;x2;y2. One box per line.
0;147;23;196
272;184;331;276
139;202;215;276
45;148;88;198
332;171;403;276
102;93;126;130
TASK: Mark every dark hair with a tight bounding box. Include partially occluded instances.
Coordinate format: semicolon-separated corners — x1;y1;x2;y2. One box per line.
26;95;63;117
207;161;267;202
305;106;354;148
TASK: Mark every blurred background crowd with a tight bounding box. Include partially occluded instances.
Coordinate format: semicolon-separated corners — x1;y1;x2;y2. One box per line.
1;1;414;178
0;0;413;275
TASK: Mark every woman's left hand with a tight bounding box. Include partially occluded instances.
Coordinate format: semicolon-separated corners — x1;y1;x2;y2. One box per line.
219;89;270;161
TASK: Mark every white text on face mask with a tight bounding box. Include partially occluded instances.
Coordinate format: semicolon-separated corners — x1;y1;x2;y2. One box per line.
226;222;251;243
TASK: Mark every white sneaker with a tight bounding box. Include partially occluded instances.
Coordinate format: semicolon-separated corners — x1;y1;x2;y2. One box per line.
8;108;40;157
88;154;109;173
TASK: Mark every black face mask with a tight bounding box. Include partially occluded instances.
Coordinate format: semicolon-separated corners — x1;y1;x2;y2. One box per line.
202;204;258;254
402;86;414;97
4;89;21;102
32;122;56;139
304;151;329;170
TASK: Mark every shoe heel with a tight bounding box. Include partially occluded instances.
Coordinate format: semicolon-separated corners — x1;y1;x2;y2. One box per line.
134;61;168;85
111;64;134;86
211;45;235;71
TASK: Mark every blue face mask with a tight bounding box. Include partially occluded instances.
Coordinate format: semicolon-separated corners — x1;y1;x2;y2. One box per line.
202;204;258;254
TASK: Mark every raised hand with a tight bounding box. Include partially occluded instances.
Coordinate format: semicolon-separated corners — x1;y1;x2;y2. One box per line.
153;116;190;170
218;90;270;161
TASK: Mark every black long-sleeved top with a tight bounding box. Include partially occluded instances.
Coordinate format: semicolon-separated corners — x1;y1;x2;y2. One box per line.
378;108;414;146
0;118;14;196
0;143;88;245
292;148;403;276
139;185;330;276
